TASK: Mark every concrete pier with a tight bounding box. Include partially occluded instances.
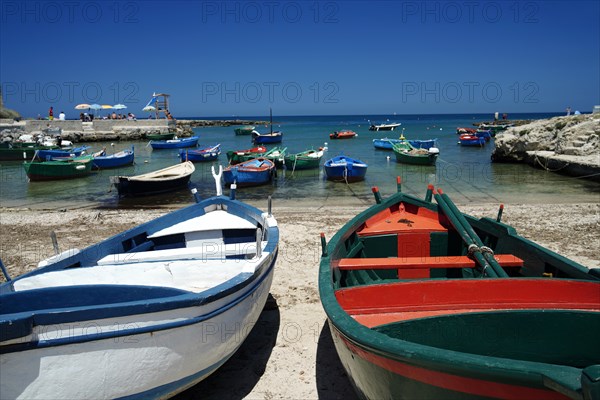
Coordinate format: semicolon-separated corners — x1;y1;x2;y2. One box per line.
0;118;263;142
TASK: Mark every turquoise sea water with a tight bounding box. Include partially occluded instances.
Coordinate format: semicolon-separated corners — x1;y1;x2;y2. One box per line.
1;113;598;209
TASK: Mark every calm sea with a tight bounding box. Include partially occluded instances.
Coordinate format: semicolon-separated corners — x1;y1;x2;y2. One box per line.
1;113;599;209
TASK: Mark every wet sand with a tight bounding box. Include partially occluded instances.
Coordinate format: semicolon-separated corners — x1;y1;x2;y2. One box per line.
0;199;598;399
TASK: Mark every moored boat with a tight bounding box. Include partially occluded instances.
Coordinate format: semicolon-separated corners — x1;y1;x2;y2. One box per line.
150;136;199;149
36;145;91;161
253;108;283;144
456;127;476;135
0;182;279;399
475;129;493;141
0;143;59;161
329;130;357;140
368;122;401;131
234;126;255;135
179;144;221;163
373;138;437;150
92;146;135;169
391;137;439;165
226;145;267;165
319;182;600;400
459;134;485;146
110;161;195;196
324;155;367;182
23;155;94;181
283;148;324;170
223;158;276;187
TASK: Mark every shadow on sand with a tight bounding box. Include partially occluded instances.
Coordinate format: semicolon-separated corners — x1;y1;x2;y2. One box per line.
315;320;359;400
174;294;280;399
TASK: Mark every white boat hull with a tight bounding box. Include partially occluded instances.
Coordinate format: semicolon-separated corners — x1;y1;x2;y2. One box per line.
0;257;275;399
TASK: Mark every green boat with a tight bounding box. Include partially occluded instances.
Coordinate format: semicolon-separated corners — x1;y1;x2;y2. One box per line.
145;132;175;141
263;146;287;168
392;137;439;165
233;126;256;135
23;155;94;181
319;182;600;400
283;148;324;170
226;145;268;165
0;143;59;161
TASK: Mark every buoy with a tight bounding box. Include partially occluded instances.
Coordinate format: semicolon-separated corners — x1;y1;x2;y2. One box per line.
386;156;390;161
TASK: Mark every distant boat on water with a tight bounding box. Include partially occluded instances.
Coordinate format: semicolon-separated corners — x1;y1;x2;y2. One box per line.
369;121;401;131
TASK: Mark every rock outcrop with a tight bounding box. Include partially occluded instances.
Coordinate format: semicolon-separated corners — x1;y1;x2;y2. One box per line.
492;114;600;181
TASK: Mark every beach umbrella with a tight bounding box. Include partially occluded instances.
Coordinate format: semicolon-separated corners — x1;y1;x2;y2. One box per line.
75;103;90;110
89;104;102;116
143;105;156;112
101;104;113;109
113;104;127;110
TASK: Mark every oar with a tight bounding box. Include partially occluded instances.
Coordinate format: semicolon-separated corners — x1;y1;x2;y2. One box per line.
433;190;498;277
438;189;508;277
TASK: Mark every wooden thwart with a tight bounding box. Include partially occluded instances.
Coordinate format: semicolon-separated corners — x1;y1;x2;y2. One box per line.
338;254;523;270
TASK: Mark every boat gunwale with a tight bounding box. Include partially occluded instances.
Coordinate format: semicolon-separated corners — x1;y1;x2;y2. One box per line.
319;189;599;394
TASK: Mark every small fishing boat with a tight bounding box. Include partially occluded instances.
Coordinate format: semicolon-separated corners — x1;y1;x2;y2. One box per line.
150;136;199;149
179;144;221;162
252;130;283;144
319;182;600;400
145;132;175;141
479;123;512;134
456;127;476;134
329;130;357;140
0;177;279;399
373;138;437;150
284;148;324;170
263;146;287;168
392;137;439;166
252;108;283;144
110;161;195;197
459;134;486;146
0;143;59;161
223;158;276;187
92;146;135;169
324;155;367;182
23;155;94;181
226;145;267;165
234;126;255;135
368;122;401;131
475;129;493;141
36;145;91;161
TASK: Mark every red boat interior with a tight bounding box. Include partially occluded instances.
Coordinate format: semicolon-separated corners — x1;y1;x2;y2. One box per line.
332;201;600;328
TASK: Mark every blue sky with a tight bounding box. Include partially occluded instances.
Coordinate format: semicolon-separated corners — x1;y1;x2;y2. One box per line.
1;0;598;117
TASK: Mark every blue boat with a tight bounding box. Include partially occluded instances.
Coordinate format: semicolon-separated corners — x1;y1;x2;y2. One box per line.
150;136;199;149
223;158;276;187
252;107;283;144
0;187;279;399
324;155;368;182
475;129;492;142
373;138;437;150
458;134;486;147
92;146;135;169
179;144;221;162
36;145;91;161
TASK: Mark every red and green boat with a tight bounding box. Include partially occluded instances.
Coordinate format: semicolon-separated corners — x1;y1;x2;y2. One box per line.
319;181;600;400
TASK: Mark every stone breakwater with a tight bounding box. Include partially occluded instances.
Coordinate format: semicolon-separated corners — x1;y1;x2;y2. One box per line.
0;119;266;142
492;114;600;181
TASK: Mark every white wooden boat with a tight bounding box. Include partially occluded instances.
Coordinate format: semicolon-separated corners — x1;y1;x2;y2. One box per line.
0;180;279;399
110;161;195;196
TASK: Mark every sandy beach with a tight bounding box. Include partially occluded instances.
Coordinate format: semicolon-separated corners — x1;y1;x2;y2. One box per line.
1;198;598;399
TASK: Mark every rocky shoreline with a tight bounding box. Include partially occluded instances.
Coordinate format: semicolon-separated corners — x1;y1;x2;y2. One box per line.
0;119;266;143
492;113;600;181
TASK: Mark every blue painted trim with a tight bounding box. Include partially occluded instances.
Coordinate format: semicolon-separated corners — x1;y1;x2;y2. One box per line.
0;252;277;354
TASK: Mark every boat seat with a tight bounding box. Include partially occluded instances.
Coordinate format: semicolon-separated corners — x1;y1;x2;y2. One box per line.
97;241;266;265
338;255;523;279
